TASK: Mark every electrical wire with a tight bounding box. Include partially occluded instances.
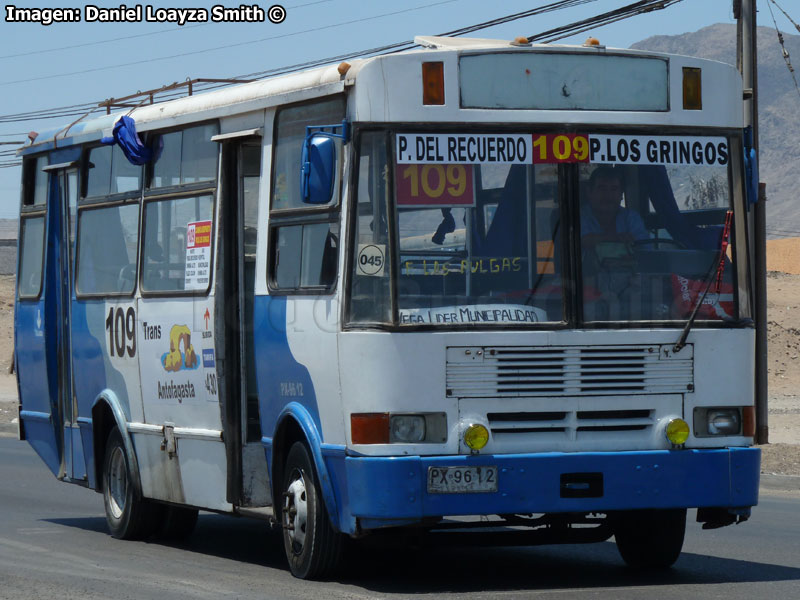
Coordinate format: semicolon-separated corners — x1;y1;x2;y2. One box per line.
0;0;460;87
527;0;686;44
0;0;600;120
768;0;800;35
0;0;688;126
766;0;800;101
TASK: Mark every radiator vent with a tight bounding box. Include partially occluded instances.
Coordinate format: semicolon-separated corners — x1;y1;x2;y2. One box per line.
446;344;693;398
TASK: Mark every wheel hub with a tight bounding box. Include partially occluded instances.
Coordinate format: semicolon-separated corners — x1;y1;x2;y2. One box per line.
107;446;127;519
283;471;308;551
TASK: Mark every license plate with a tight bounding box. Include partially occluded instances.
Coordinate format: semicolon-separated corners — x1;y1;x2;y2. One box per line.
427;466;498;494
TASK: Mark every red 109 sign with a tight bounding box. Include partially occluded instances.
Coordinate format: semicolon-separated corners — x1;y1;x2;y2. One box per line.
395;164;475;207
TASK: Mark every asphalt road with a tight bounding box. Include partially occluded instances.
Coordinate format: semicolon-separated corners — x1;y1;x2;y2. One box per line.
1;437;799;600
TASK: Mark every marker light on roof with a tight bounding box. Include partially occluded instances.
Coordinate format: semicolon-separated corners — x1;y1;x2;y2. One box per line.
422;62;445;105
683;67;702;110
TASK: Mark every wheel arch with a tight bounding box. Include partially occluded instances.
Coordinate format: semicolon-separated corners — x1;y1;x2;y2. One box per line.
270;402;341;532
91;391;142;499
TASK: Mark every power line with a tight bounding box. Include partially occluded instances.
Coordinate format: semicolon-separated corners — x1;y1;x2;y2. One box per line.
766;0;800;101
199;1;603;87
0;0;686;126
0;0;601;119
768;0;800;34
0;0;460;87
527;0;687;44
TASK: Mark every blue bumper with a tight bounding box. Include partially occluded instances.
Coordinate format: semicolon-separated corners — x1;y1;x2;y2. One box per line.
325;448;760;534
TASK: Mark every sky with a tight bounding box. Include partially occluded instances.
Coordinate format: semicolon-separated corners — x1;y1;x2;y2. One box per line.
0;0;794;218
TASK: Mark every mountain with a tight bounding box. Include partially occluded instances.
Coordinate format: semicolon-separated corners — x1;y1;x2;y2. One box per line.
631;23;800;238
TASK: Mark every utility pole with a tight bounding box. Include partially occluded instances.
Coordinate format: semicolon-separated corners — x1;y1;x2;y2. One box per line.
738;0;768;444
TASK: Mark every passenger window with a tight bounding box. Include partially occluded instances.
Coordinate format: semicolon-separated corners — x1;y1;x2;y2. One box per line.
151;123;219;188
86;145;142;197
271;97;344;211
76;204;139;295
22;156;48;207
271;222;338;290
18;216;46;298
141;194;214;293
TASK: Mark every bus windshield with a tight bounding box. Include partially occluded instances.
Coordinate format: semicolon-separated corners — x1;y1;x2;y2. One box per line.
349;130;744;327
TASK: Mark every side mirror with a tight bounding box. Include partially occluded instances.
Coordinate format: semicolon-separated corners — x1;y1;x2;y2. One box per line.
301;135;336;205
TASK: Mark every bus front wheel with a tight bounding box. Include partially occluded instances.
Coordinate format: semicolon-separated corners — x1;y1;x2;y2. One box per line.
614;508;686;568
102;427;161;540
280;441;343;579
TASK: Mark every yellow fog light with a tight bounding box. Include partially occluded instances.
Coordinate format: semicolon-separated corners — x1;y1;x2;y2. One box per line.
665;418;690;446
464;424;489;451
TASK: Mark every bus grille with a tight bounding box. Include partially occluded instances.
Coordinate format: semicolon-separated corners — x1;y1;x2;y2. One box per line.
446;344;693;398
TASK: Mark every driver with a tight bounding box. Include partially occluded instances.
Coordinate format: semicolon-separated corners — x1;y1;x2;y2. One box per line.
581;166;649;247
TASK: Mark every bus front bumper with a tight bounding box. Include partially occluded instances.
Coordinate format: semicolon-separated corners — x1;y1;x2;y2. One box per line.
326;447;760;533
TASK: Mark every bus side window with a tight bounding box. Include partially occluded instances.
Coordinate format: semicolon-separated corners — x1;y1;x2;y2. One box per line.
22;156;48;207
270;222;338;291
270;97;345;212
267;95;345;295
18;216;46;299
150;123;218;189
76;204;140;296
142;195;214;293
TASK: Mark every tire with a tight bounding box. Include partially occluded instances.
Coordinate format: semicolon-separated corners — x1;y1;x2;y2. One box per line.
158;506;199;541
280;441;344;579
102;428;162;540
614;508;687;569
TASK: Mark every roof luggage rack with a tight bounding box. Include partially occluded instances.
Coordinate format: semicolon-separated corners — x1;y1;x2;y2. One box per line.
98;77;256;114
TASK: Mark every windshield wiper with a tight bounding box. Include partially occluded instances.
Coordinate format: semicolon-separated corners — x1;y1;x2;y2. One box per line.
673;211;733;353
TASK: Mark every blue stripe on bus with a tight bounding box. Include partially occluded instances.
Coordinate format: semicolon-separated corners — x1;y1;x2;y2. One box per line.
253;295;322;438
16;297;61;474
325;447;761;534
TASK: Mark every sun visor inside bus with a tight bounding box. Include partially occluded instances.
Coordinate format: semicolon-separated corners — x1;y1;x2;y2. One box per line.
100;115;154;165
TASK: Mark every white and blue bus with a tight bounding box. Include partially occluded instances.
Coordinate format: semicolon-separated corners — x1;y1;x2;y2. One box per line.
15;35;760;578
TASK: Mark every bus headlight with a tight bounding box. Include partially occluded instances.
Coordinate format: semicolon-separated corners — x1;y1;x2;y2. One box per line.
351;412;447;444
390;415;426;443
693;407;742;437
708;410;741;435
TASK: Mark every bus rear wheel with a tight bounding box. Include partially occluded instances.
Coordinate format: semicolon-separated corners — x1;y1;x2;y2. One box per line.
102;427;161;540
280;441;343;579
614;508;686;568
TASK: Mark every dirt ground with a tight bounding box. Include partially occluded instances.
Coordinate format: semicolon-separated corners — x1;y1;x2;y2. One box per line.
0;258;798;476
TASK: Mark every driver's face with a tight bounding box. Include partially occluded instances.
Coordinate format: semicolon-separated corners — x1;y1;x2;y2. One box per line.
588;176;623;217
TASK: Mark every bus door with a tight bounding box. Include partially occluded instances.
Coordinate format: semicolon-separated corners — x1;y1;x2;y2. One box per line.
218;137;269;507
17;156;80;479
53;166;82;481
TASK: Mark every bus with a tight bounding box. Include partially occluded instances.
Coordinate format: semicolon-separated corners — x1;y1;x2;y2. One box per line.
15;34;760;579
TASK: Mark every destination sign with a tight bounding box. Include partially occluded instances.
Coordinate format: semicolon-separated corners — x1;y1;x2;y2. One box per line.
396;133;729;167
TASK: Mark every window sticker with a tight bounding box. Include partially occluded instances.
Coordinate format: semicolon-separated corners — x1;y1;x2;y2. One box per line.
185;220;212;290
356;243;386;277
395;164;476;207
399;304;547;325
